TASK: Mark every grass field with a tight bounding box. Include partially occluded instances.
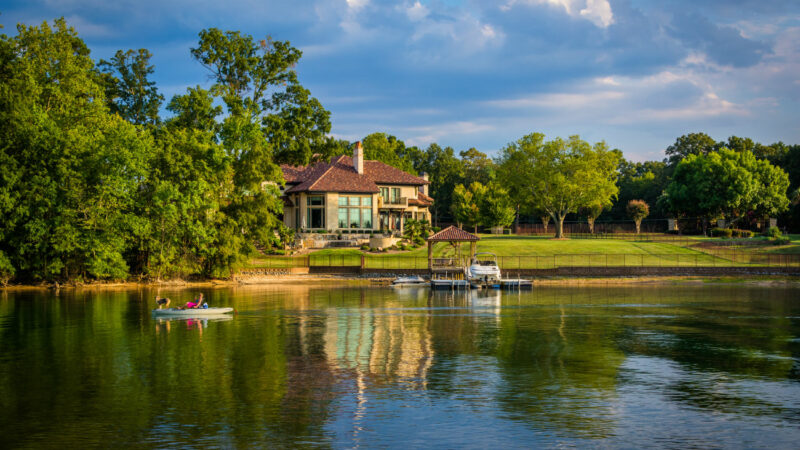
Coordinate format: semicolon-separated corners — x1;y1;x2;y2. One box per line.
247;234;800;269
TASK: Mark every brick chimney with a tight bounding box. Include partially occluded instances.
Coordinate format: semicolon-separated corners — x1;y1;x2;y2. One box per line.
421;172;429;195
353;141;364;174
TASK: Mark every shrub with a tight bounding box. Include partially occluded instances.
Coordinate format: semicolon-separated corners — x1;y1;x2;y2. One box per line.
772;237;791;245
766;226;782;238
268;249;286;256
731;229;754;238
711;228;732;238
432;226;441;233
360;244;370;251
0;251;14;286
316;229;326;234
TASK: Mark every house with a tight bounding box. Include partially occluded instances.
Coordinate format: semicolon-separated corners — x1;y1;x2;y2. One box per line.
280;142;432;233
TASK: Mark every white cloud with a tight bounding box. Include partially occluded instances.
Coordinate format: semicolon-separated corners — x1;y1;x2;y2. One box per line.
406;1;429;22
502;0;614;28
579;0;613;28
346;0;369;10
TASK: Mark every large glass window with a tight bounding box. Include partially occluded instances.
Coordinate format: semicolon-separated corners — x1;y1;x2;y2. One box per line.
306;196;325;229
338;195;373;229
391;188;400;203
380;187;389;203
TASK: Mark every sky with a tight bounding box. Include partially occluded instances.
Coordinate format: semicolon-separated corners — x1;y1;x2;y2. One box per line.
2;0;799;161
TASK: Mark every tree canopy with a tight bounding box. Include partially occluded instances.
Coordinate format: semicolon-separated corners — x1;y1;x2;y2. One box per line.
661;149;790;228
497;133;621;238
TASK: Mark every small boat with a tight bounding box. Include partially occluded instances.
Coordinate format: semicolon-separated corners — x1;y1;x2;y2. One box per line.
391;275;427;287
468;252;501;285
152;307;234;317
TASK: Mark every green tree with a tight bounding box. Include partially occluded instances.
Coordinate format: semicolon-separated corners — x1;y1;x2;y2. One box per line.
497;133;620;238
479;182;515;229
0;19;153;281
460;147;495;186
664;132;717;167
626;200;649;234
189;28;323;275
98;48;164;125
419;143;464;226
581;202;606;234
661;149;790;230
361;132;416;173
451;183;486;233
611;159;668;220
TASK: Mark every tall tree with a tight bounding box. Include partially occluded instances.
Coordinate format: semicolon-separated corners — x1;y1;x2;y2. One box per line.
451;183;485;233
661;149;790;230
0;19;152;281
189;28;326;275
98;48;164;125
419;143;464;226
479;182;515;230
361;132;416;173
497;133;621;238
460;147;495;186
664;132;717;167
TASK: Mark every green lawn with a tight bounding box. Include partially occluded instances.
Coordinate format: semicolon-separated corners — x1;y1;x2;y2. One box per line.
247;234;800;269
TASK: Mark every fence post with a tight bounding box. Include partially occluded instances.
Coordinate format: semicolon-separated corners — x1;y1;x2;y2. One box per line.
361;254;365;269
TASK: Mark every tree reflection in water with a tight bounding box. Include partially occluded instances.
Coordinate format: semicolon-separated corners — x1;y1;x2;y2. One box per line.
0;284;799;447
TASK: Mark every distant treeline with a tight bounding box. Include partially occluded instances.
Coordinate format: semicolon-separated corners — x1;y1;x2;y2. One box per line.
0;17;798;284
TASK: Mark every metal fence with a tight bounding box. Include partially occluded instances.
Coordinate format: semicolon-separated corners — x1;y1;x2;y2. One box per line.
249;252;800;270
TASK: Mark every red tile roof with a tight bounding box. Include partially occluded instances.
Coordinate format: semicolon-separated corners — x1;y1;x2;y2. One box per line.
409;191;433;207
281;164;306;183
282;155;429;194
427;226;480;242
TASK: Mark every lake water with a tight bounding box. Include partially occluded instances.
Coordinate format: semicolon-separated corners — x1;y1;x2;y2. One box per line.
1;284;799;448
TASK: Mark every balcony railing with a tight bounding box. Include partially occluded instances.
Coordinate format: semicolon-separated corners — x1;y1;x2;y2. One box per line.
378;197;408;208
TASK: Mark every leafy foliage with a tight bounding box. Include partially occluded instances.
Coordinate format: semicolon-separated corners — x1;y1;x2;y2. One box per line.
626;200;650;234
497;133;621;238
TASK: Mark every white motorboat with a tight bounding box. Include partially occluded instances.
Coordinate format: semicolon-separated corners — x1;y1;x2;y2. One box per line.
152;307;234;317
468;252;501;284
391;275;427;287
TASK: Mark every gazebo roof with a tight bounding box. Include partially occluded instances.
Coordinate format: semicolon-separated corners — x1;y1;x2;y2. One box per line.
427;225;480;242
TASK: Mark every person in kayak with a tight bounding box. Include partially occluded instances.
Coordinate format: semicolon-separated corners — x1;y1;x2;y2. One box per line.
155;296;171;309
184;293;205;309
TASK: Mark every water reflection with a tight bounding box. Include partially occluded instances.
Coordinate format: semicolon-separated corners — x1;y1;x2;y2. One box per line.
0;285;799;447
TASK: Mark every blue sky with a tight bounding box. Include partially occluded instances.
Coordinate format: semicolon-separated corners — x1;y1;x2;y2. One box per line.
2;0;799;161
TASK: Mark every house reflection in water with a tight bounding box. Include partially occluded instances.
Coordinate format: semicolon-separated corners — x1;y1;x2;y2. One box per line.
322;289;433;389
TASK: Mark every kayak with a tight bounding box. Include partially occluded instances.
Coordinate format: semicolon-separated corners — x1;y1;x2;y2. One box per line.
152;307;234;317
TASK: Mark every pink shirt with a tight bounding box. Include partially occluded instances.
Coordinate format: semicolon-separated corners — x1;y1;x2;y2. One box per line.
186;302;198;308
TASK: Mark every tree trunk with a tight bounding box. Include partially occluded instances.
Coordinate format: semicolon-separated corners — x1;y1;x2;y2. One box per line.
514;204;520;234
588;217;595;234
635;219;641;234
555;213;565;238
541;215;550;235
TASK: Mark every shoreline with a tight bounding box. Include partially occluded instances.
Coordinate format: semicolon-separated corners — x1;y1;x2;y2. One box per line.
2;274;799;291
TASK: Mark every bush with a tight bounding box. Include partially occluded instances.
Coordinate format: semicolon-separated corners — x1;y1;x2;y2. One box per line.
0;251;14;286
413;236;426;246
268;249;286;255
711;228;733;238
360;244;370;251
432;227;441;233
766;226;782;238
315;229;326;234
730;229;754;238
772;237;791;245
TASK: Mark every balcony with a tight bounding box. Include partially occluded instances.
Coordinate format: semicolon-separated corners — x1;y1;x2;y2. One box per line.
378;196;408;209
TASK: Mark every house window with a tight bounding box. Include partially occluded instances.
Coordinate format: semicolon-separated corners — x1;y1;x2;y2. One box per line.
380;187;389;203
391;188;400;203
306;196;325;229
338;195;372;229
